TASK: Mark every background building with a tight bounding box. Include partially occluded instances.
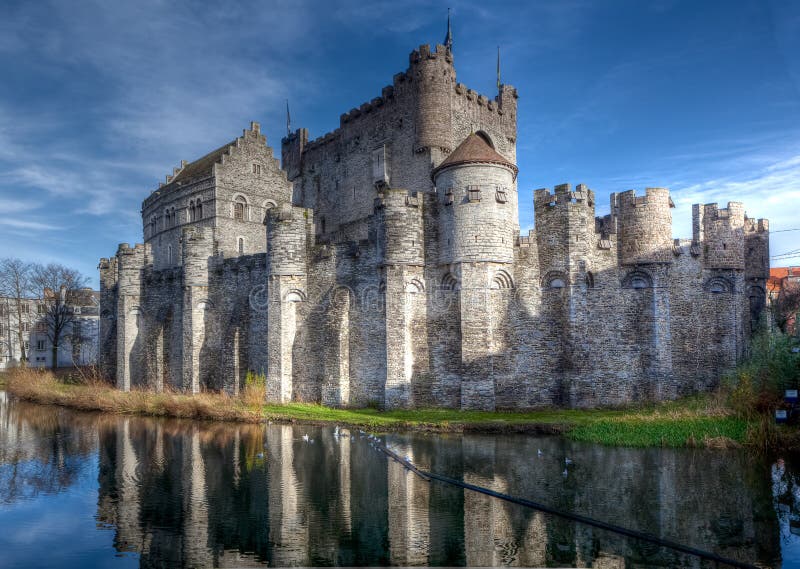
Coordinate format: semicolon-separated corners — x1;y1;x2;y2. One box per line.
0;289;99;370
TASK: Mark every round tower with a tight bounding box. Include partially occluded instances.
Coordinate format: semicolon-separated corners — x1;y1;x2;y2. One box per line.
411;44;454;153
433;133;519;265
266;204;311;277
616;187;674;265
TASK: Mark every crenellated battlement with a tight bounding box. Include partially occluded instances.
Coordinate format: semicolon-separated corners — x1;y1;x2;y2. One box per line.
116;242;147;256
409;43;453;65
534;183;594;209
744;217;769;233
692;202;749;270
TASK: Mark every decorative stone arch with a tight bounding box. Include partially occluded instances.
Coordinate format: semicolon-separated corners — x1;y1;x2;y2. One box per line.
491;269;514;290
237;235;246;255
475;130;495;149
262;199;277;223
441;272;460;291
405;278;425;293
196;299;213;310
541;270;569;290
621;269;653;290
283;289;306;303
233;193;250;222
704;276;734;294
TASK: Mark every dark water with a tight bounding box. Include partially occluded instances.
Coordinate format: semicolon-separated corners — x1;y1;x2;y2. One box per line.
1;391;799;568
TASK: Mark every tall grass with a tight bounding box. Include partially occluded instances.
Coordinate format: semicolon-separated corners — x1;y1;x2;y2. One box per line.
6;367;262;423
724;330;800;418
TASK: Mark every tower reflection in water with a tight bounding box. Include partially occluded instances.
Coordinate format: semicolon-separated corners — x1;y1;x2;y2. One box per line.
88;413;782;568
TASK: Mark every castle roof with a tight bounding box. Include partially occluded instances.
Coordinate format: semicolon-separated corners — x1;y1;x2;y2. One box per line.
169;140;235;185
432;133;518;178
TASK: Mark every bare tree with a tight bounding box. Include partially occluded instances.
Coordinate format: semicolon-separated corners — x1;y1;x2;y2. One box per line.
30;263;88;370
0;258;35;365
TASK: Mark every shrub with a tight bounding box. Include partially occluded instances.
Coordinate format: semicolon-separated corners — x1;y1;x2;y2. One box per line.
725;330;800;418
242;371;266;407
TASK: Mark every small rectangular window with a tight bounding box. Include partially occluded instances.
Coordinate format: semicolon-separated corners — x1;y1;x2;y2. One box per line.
36;340;45;351
467;186;481;202
252;163;261;175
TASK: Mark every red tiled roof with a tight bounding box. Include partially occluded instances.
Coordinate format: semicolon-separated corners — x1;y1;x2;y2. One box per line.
432;133;518;178
769;267;800;292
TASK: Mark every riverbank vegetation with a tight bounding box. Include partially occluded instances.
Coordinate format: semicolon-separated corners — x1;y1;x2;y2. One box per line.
0;367;768;449
3;330;797;449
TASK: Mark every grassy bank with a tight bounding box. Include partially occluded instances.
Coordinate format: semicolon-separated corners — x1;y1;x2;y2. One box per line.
5;367;771;448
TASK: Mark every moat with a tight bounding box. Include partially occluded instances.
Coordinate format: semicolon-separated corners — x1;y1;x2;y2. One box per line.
1;390;799;569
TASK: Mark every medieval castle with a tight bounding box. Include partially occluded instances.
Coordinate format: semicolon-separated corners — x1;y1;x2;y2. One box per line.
98;38;770;410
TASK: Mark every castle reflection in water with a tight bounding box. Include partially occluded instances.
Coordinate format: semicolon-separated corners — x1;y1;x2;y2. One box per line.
0;396;785;567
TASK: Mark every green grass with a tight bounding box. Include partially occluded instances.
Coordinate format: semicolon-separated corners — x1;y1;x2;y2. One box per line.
258;396;750;447
568;417;750;447
0;371;7;389
5;367;759;448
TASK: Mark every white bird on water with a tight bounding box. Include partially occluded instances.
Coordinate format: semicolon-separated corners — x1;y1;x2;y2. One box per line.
302;434;310;442
537;449;543;457
562;468;568;477
334;426;339;438
565;457;572;465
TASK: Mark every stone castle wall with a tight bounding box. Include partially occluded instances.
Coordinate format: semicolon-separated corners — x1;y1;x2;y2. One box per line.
98;42;770;410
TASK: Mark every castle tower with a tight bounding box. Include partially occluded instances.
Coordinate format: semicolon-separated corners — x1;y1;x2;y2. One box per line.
410;44;455;155
433;133;519;410
532;184;596;404
266;204;313;403
692;202;746;270
115;243;147;391
377;188;427;409
181;227;214;394
98;256;118;381
744;216;770;333
615;188;675;398
615;188;674;265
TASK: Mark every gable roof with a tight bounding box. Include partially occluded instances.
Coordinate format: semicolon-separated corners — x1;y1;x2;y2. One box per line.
168;141;235;185
432;133;518;178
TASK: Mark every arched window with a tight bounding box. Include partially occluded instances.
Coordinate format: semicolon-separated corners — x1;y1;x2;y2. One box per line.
188;200;195;222
238;237;245;254
196;200;203;220
234;196;248;221
542;271;569;291
622;270;653;290
167;244;173;265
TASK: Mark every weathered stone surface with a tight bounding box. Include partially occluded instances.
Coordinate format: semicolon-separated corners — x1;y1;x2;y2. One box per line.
98;43;769;409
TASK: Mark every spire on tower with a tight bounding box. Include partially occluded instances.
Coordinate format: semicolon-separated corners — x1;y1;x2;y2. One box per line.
496;45;501;90
286;99;291;136
444;8;453;52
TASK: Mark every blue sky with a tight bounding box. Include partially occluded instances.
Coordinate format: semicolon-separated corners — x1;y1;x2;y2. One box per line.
1;0;798;287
